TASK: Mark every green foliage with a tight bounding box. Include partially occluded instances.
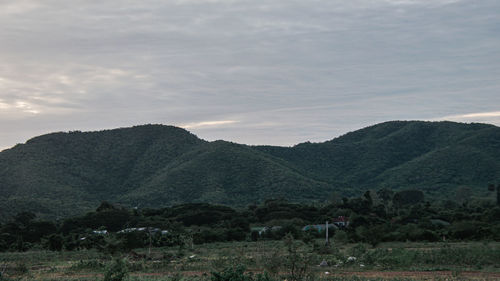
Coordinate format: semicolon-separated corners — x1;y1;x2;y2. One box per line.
68;259;105;271
46;234;63;251
282;234;314;281
211;265;274;281
358;243;500;270
0;240;499;280
14;262;29;275
1;121;499;220
3;189;500;253
392;190;425;207
333;230;348;244
103;258;129;281
118;231;147;251
497;184;500;205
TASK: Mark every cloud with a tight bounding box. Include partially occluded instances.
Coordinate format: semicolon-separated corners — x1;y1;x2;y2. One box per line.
0;62;147;119
436;111;500;126
0;0;499;148
448;112;500;119
383;0;461;6
181;120;239;129
0;1;41;16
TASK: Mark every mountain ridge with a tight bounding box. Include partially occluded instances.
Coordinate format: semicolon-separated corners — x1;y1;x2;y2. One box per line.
1;121;498;220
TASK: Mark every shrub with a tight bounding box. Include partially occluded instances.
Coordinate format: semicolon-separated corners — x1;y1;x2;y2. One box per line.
103;258;129;281
46;234;64;251
333;230;348;243
211;265;274;281
283;234;314;281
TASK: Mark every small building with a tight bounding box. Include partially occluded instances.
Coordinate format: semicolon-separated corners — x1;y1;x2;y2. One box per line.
118;227;166;234
251;226;282;236
331;216;349;228
251;227;267;236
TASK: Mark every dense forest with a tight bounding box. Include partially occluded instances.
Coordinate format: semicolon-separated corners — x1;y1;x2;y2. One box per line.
1;187;499;253
1;120;499;220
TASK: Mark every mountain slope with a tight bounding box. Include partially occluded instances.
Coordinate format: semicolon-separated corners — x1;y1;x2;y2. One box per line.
255;121;500;192
0;121;499;220
119;140;331;207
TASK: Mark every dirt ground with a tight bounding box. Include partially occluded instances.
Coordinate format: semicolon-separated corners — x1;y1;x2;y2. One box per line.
327;270;500;280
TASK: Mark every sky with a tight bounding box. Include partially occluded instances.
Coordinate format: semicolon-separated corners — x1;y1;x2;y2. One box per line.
0;0;499;150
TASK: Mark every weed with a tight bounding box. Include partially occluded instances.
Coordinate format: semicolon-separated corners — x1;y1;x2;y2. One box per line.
258;248;282;277
103;258;129;281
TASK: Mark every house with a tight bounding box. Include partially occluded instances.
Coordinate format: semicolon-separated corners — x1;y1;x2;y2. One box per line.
331;216;349;228
117;227;168;234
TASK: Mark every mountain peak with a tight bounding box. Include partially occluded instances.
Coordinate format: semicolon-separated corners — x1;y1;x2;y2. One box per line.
1;120;498;220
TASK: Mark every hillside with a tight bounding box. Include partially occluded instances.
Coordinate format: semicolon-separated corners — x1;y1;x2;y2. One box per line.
1;121;499;219
255;121;500;197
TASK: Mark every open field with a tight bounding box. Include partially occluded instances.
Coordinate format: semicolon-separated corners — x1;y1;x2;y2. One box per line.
1;240;499;280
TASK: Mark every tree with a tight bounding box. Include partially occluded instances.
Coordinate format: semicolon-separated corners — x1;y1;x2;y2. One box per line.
283;234;312;281
377;188;394;203
97;201;118;212
363;191;373;206
497;184;500;206
46;234;63;251
328;192;342;206
393;190;424;208
356;225;385;246
455;186;472;205
14;212;36;227
487;184;500;206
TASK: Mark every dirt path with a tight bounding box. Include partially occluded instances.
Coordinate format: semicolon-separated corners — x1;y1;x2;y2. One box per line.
328;270;500;280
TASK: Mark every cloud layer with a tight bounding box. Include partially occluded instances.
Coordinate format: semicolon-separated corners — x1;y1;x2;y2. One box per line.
0;0;499;149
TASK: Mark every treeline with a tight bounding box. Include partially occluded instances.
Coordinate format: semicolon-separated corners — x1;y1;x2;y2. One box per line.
1;188;500;252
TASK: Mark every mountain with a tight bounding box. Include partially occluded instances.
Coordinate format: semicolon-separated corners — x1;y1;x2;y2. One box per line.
1;121;499;220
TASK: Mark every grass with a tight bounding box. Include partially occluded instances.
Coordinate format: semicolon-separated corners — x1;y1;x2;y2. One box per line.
0;241;499;280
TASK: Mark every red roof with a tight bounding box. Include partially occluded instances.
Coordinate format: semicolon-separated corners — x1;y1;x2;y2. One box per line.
332;216;348;222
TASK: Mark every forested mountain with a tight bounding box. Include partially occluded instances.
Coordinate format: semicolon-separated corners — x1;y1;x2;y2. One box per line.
1;121;499;220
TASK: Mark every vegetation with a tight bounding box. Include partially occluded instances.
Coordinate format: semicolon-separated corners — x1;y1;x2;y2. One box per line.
1;187;500;253
1;121;499;280
0;239;499;280
1;121;499;220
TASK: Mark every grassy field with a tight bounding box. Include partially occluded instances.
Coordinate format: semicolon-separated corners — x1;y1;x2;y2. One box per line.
1;240;499;280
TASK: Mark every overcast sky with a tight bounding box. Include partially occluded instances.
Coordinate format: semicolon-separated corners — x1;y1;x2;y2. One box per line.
1;0;499;150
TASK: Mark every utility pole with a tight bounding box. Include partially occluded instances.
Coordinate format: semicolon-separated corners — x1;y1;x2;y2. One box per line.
148;228;152;257
325;221;329;246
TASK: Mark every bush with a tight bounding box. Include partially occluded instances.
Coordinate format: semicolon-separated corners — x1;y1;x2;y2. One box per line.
211;265;274;281
103;258;129;281
46;234;64;251
333;230;348;244
283;234;314;281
